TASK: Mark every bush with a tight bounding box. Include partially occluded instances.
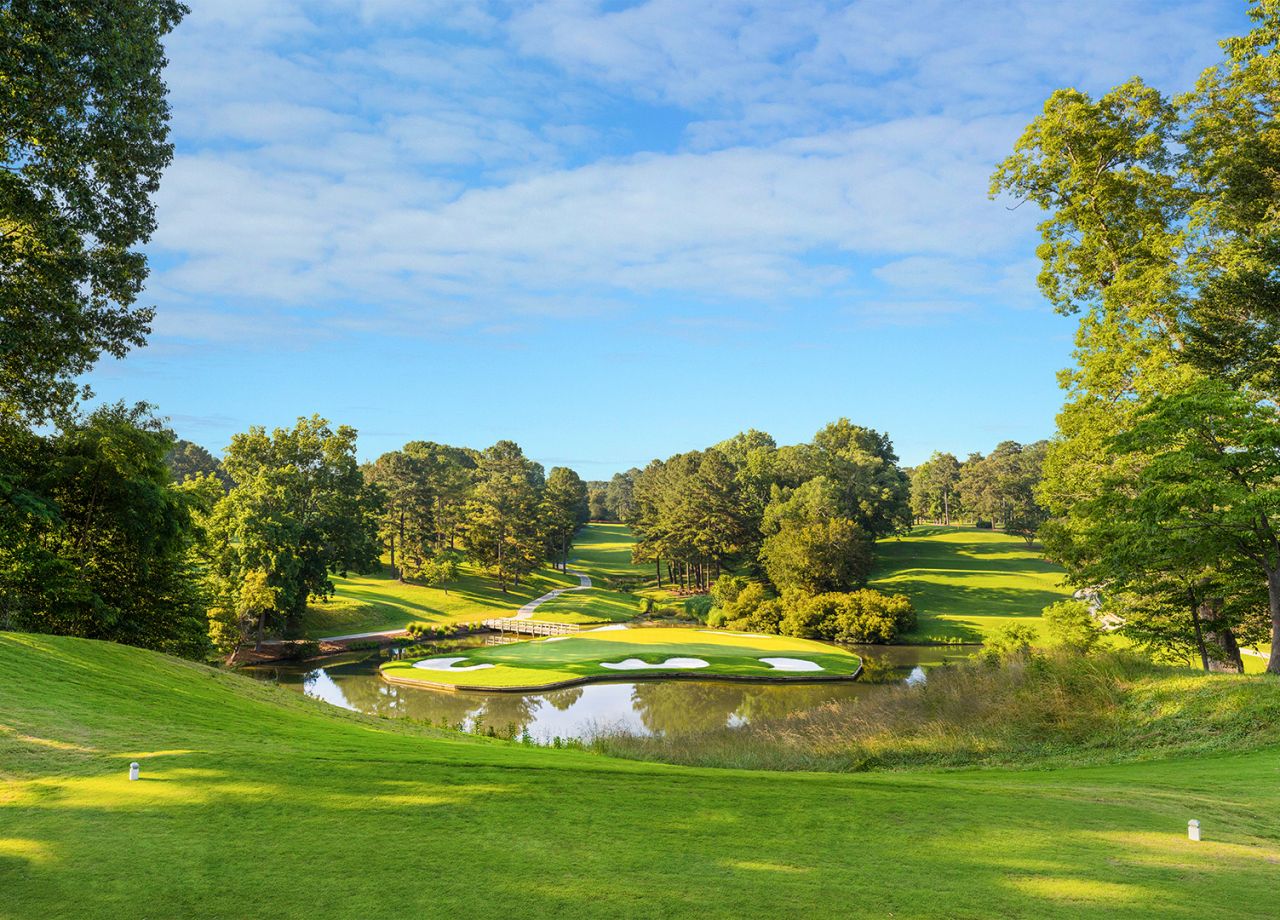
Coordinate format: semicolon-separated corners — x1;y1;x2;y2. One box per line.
975;519;993;529
981;623;1038;665
710;575;748;609
778;590;915;643
1043;599;1104;654
683;595;714;621
637;596;655;614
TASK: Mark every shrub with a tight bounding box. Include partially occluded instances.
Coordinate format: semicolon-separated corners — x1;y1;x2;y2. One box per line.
637;596;655;614
1042;599;1104;654
981;623;1038;665
777;590;914;643
975;519;993;529
710;575;748;609
683;595;714;621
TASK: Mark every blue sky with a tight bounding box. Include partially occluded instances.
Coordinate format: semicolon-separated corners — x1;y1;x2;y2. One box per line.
85;0;1249;478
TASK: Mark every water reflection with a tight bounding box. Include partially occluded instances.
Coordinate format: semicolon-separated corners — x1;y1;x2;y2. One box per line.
243;642;974;742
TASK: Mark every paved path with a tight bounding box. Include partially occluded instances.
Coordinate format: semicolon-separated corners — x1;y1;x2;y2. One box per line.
514;567;591;619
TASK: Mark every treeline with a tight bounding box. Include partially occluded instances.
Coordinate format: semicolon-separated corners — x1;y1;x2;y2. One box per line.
4;410;590;659
907;440;1048;540
611;421;911;595
991;4;1280;674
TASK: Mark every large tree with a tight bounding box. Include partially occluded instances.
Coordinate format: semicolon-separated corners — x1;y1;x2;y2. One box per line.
0;403;208;657
542;466;589;571
203;416;380;647
464;440;544;592
1;0;187;425
993;0;1280;672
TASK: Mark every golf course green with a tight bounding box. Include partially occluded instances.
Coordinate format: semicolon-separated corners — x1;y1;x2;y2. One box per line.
382;626;862;690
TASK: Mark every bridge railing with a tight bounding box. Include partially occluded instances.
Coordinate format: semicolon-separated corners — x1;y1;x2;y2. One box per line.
481;618;580;637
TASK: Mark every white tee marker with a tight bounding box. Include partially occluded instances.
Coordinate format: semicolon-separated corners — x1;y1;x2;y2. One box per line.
129;762;140;781
1188;819;1201;842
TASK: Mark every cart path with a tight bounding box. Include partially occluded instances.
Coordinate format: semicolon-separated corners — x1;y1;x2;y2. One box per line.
514;568;592;619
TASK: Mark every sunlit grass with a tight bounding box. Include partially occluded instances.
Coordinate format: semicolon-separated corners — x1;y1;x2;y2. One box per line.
3;632;1279;919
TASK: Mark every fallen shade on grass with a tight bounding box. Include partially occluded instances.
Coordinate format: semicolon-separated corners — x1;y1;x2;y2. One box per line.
381;626;862;690
4;633;1280;919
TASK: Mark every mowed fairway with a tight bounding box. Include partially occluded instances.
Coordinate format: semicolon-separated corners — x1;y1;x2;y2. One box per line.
871;526;1072;642
382;626;861;690
532;523;652;624
305;524;649;636
4;633;1280;920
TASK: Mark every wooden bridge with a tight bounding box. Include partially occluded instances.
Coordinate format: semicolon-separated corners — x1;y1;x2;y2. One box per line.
481;618;580;637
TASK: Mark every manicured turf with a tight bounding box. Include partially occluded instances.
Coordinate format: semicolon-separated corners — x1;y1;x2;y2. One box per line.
3;632;1279;919
382;626;862;689
871;526;1073;643
304;524;651;637
533;523;655;624
303;561;583;637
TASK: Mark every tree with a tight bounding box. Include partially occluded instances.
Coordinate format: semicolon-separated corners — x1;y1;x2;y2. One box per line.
203;416;380;643
465;440;543;592
542;467;588;571
992;3;1280;672
759;478;872;594
366;449;434;579
0;403;209;657
165;439;232;489
1;0;187;425
910;452;962;524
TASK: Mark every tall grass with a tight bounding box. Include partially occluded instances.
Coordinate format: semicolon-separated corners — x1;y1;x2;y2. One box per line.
588;650;1280;772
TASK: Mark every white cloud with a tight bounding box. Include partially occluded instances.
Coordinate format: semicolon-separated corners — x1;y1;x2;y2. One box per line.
143;0;1240;342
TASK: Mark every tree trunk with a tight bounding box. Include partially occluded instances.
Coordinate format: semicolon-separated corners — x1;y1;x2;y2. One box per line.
943;491;950;526
1198;596;1244;673
1267;568;1280;675
256;610;266;650
656;560;662;589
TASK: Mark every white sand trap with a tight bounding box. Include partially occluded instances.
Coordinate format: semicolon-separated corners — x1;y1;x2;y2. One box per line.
759;657;825;672
699;629;774;639
600;657;709;670
543;636;572;642
589;624;628;632
412;657;495;672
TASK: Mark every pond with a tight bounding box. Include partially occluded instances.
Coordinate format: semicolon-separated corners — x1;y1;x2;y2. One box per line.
242;641;976;742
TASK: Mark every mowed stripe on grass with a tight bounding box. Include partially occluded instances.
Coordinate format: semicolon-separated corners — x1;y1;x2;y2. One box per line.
871;526;1072;643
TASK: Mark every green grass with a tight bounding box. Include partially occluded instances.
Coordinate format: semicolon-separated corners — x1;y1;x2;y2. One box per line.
871;525;1073;643
381;626;862;689
303;561;582;638
304;524;652;637
4;632;1280;919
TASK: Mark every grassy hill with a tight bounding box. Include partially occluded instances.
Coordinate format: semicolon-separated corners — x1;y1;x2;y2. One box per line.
871;526;1072;643
3;631;1280;919
304;524;649;637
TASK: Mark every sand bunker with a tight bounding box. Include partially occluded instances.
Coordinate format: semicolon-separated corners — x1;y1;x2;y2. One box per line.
412;657;495;672
543;636;571;642
699;629;774;639
759;657;825;672
599;657;709;670
589;624;628;632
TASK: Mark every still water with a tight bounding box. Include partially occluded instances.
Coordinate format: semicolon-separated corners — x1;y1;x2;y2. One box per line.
243;641;975;742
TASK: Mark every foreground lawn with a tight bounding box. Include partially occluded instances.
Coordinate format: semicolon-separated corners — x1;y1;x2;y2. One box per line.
383;626;862;689
2;633;1279;919
871;526;1072;643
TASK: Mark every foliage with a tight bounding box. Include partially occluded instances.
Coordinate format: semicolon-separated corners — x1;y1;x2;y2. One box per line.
1041;599;1104;654
202;416;381;648
0;0;187;425
980;624;1038;665
0;403;208;657
464;440;545;592
164;439;232;489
